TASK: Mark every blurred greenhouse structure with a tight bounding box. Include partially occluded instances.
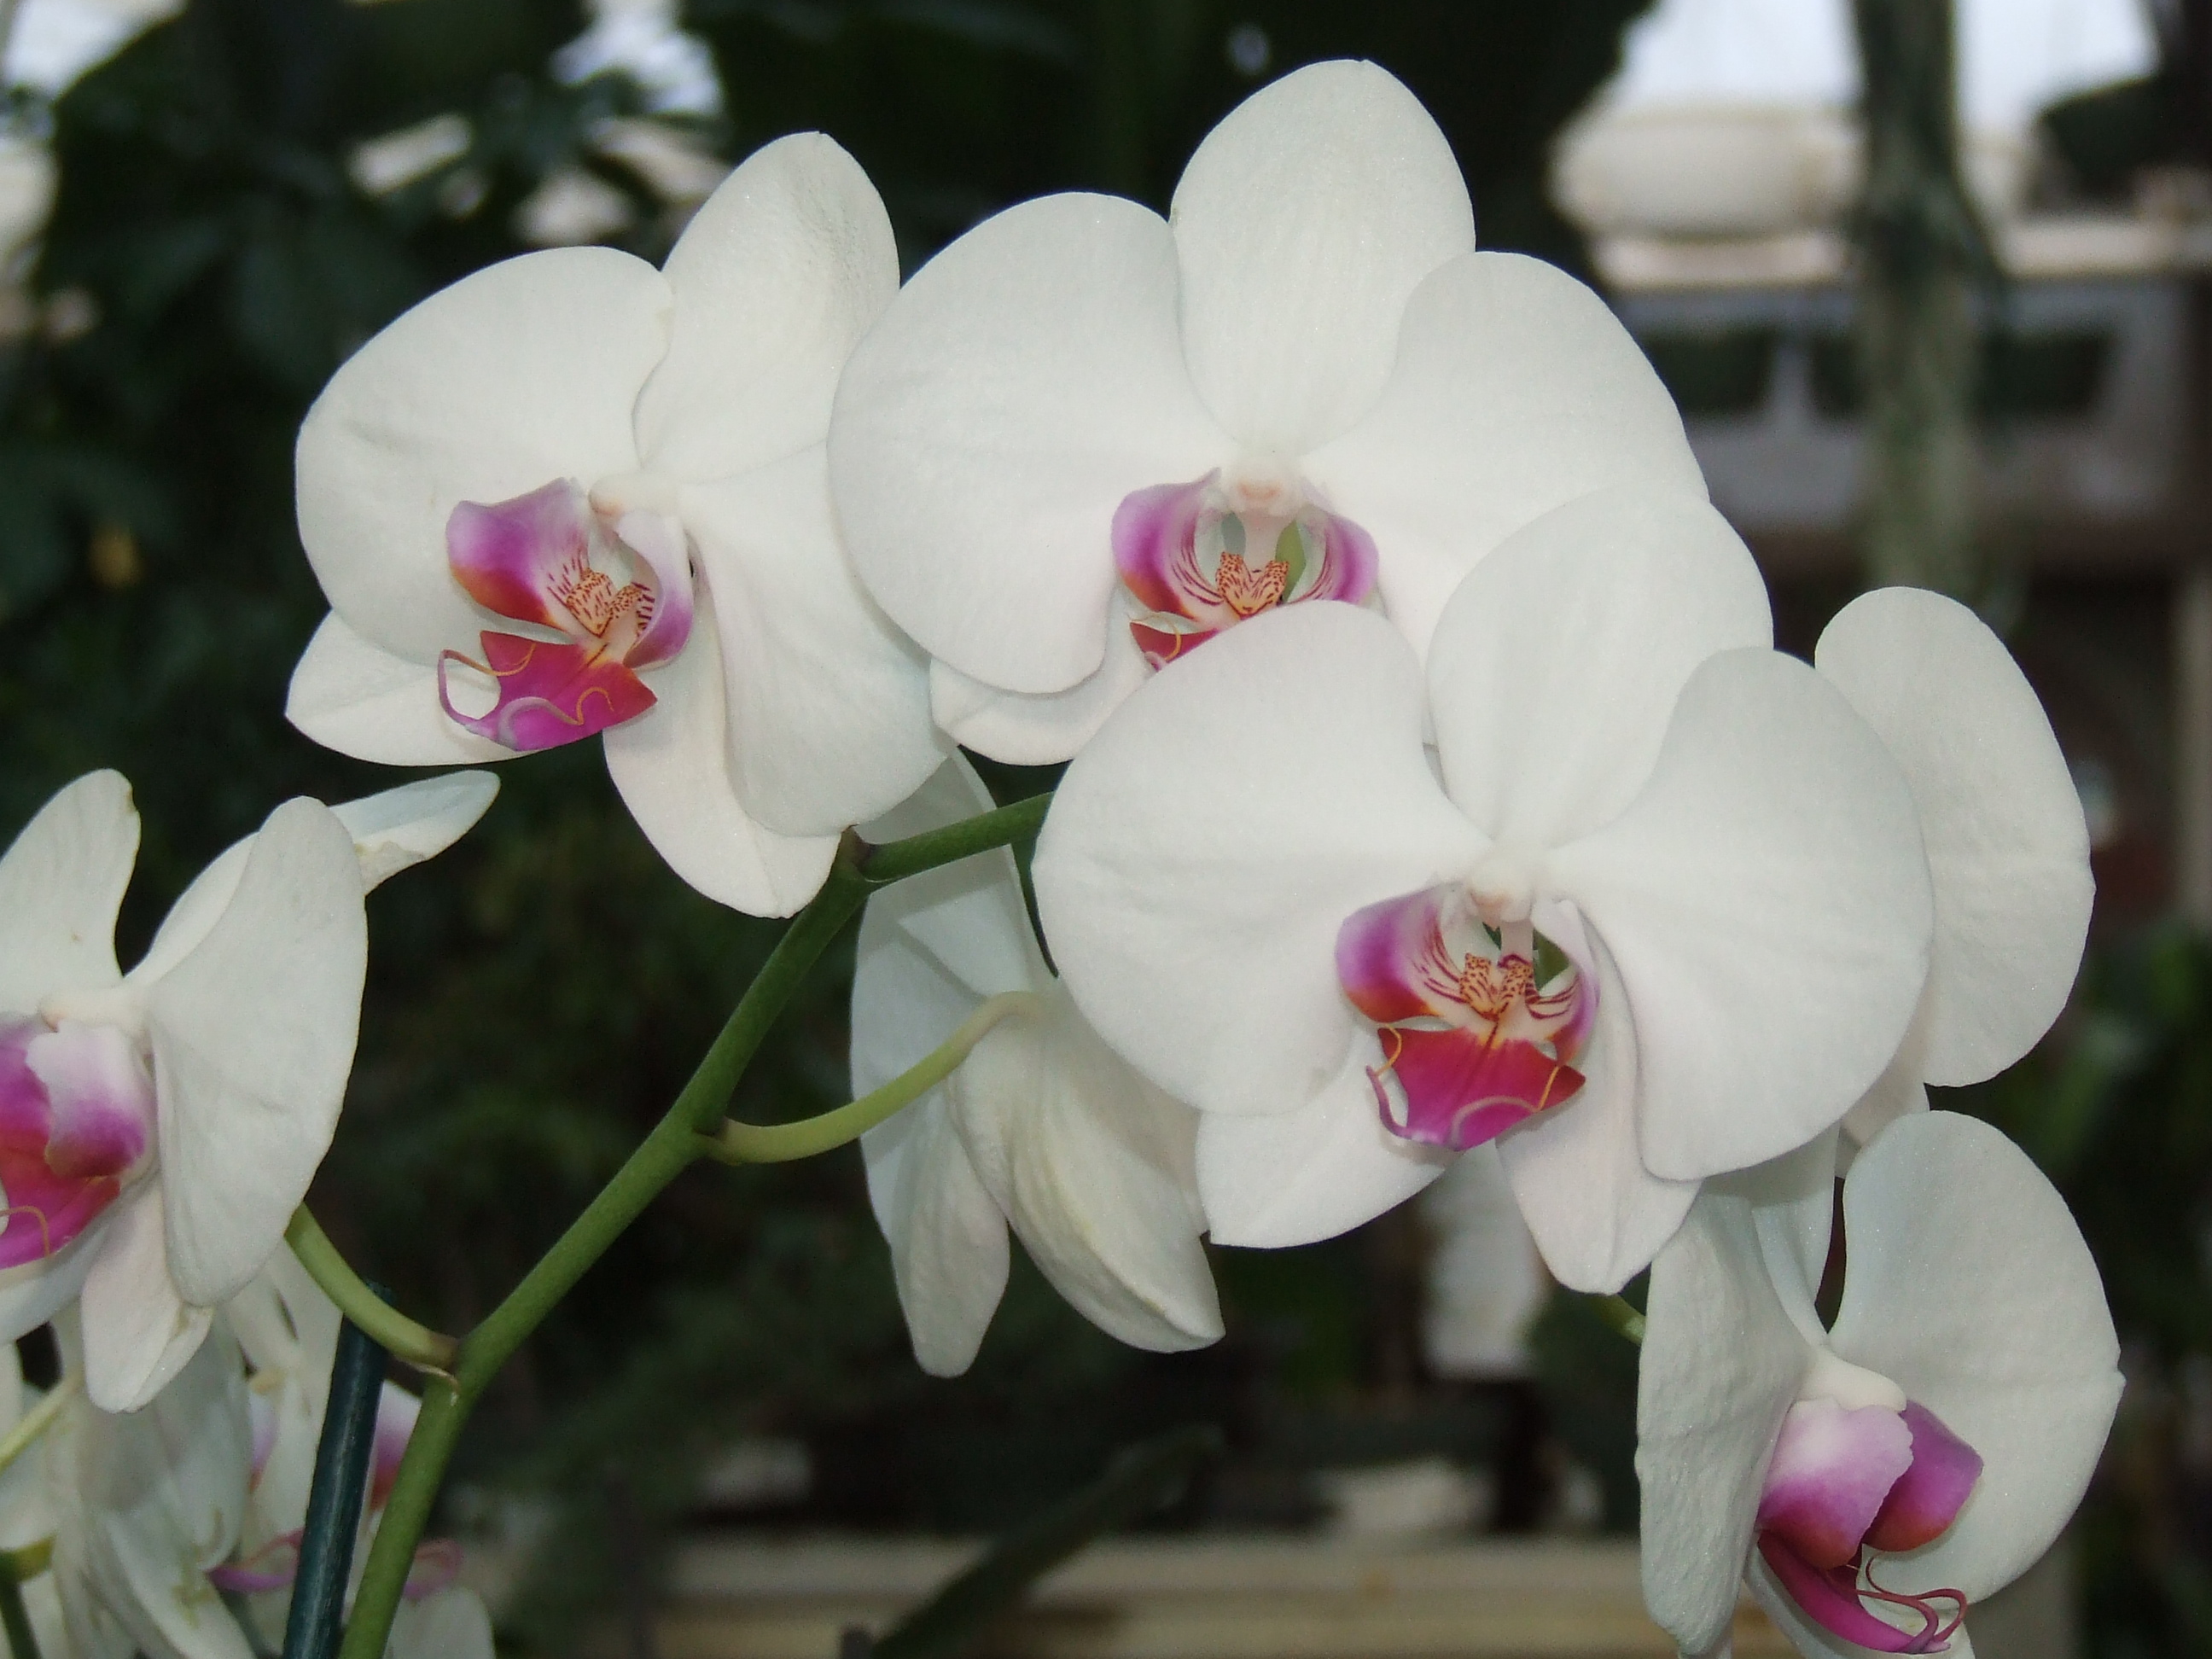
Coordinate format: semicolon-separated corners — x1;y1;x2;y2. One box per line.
6;0;2212;1656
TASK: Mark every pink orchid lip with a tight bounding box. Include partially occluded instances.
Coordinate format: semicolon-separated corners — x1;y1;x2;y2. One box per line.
1335;883;1591;1150
0;1016;151;1269
438;479;696;753
1755;1396;1982;1653
1114;472;1378;672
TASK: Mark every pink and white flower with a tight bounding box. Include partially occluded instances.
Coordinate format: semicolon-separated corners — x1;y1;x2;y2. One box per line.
856;760;1220;1376
1638;1113;2119;1659
1812;590;2094;1150
0;771;494;1412
289;133;942;917
1033;490;1933;1289
827;59;1704;763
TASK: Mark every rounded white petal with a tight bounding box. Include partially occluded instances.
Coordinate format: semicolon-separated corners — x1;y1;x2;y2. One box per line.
829;191;1228;693
1547;649;1934;1181
80;1187;218;1413
853;759;1044;1023
637;133;898;480
1429;486;1771;850
1196;1050;1448;1247
1496;929;1699;1293
0;770;135;1014
388;1588;498;1659
1815;588;2093;1086
0;1211;116;1348
862;1097;1009;1377
1637;1187;1812;1659
952;983;1221;1352
1305;252;1705;660
601;597;841;917
1830;1111;2120;1605
286;613;510;766
330;771;500;891
148;800;366;1308
683;448;944;839
295;247;668;662
928;609;1150;767
1034;602;1485;1120
1169;60;1474;453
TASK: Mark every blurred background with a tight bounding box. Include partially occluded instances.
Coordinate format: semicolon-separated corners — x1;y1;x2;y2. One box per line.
3;0;2210;1654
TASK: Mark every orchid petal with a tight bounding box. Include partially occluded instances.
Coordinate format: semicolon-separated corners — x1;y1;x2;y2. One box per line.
951;984;1220;1351
1719;1128;1841;1348
1426;486;1771;849
443;478;594;632
0;1211;115;1347
1035;603;1484;1121
636;134;897;481
0;771;136;1015
1547;649;1934;1181
1815;589;2093;1087
683;448;942;839
1196;1049;1449;1247
863;1097;1008;1377
1758;1398;1915;1569
74;1323;252;1655
129;774;494;1000
387;1588;498;1659
829;191;1229;694
1829;1112;2120;1605
600;596;841;916
853;758;1043;1017
1637;1188;1811;1659
26;1022;153;1181
148;800;366;1307
286;613;511;766
1495;927;1699;1292
295;247;667;663
1169;60;1474;454
928;616;1152;767
80;1187;216;1412
1305;253;1704;661
329;771;499;891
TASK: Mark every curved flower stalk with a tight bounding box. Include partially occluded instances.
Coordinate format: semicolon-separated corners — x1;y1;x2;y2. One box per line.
1636;1112;2119;1659
289;132;943;917
855;760;1220;1376
1812;589;2093;1153
1033;493;1934;1289
0;771;496;1412
216;1246;492;1656
828;58;1704;764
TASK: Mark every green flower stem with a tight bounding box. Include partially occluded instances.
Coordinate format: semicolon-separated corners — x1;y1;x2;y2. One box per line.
286;1209;459;1373
704;991;1040;1165
339;796;1052;1659
1593;1293;1647;1346
0;1377;75;1481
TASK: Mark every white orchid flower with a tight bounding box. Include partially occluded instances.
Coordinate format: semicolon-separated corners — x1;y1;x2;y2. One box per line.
827;58;1704;765
1033;494;1934;1289
0;771;495;1412
288;132;942;917
1637;1112;2119;1659
1812;590;2093;1152
47;1314;256;1659
215;1247;493;1658
856;759;1221;1377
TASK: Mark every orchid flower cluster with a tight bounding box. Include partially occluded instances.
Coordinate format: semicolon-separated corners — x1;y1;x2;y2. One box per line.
0;56;2118;1659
